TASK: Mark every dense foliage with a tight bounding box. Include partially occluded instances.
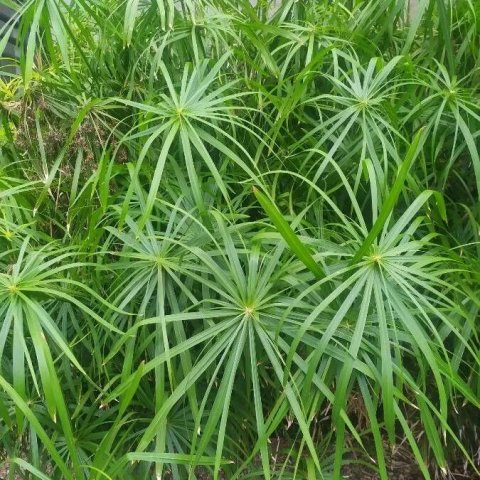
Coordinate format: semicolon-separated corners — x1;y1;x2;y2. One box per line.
0;1;479;478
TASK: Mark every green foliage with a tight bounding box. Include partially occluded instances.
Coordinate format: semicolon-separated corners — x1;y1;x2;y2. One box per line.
0;1;479;479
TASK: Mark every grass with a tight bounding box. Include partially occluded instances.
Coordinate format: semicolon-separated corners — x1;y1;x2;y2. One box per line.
0;0;479;479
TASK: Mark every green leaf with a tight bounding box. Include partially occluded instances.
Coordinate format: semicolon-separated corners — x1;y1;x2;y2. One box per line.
0;376;73;480
24;0;45;87
126;452;232;466
253;187;325;279
350;128;426;264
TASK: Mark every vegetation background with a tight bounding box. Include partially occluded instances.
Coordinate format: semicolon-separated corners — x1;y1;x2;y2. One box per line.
0;0;479;479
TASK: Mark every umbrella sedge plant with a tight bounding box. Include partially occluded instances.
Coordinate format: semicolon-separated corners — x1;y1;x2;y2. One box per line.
0;0;479;479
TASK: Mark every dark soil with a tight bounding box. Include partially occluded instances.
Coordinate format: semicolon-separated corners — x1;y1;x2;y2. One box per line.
341;444;480;480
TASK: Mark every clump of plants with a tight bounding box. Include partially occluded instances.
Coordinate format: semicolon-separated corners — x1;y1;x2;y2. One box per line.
0;1;479;479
